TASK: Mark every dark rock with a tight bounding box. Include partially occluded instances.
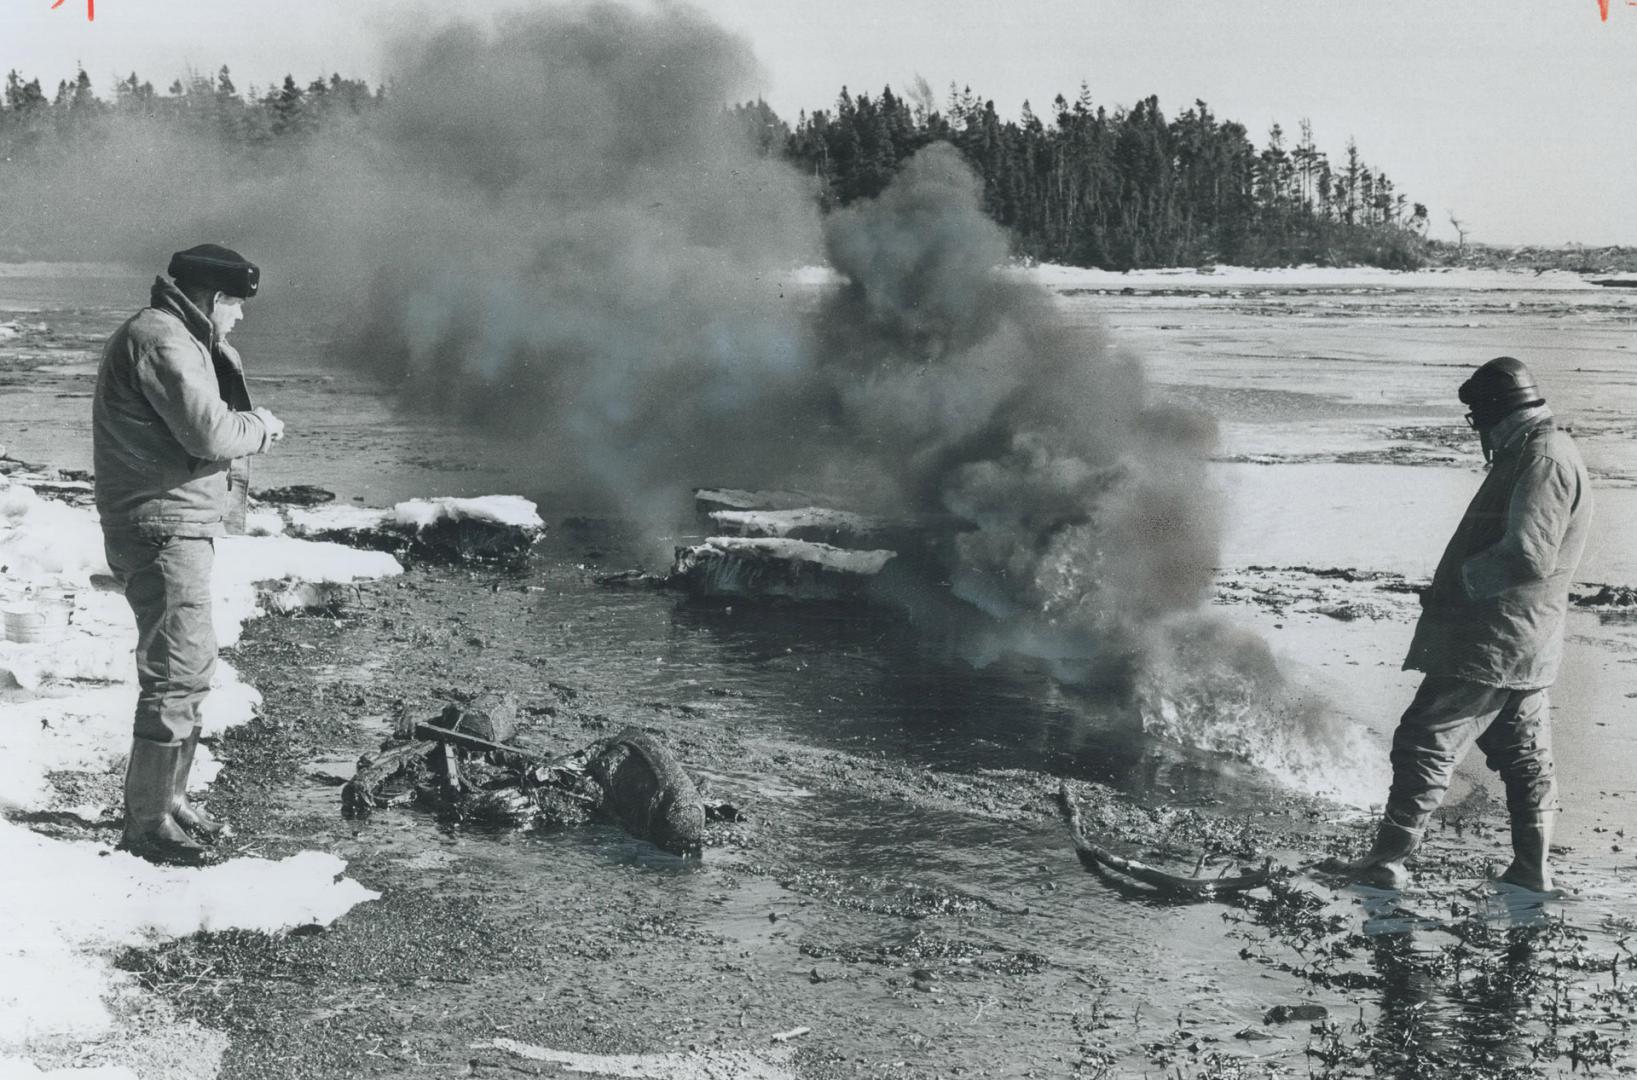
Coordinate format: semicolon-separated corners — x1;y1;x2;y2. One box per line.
1263;1003;1328;1024
1573;583;1637;608
429;694;520;745
256;484;336;507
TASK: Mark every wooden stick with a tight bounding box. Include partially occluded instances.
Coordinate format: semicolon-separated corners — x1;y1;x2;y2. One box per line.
1055;783;1276;898
438;740;462;796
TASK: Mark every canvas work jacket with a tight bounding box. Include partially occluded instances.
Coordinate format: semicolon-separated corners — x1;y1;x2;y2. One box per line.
92;277;269;537
1403;407;1593;690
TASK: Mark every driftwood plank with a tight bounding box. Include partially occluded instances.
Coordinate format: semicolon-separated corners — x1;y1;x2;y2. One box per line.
1055;783;1276;898
412;722;552;769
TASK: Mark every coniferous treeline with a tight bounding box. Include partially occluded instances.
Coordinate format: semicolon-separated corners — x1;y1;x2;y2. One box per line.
2;65;1427;269
1;65;378;155
760;84;1429;269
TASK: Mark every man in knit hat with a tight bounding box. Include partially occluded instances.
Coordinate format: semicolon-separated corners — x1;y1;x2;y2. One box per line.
93;244;285;864
1323;356;1592;893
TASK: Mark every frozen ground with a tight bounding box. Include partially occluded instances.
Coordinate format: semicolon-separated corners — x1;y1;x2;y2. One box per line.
3;266;1636;1077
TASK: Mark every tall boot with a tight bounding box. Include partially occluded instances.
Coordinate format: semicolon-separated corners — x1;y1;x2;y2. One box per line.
118;739;208;866
171;729;226;841
1497;810;1554;893
1318;818;1422;889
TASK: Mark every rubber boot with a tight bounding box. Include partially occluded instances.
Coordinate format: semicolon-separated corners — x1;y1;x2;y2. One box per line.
1496;811;1554;893
118;739;208;866
171;729;226;841
1318;819;1422;890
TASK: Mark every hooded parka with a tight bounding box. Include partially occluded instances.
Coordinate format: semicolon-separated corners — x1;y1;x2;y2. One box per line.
1403;406;1592;690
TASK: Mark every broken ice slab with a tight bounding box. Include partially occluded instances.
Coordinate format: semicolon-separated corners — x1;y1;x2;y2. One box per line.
280;495;545;564
695;489;971;564
693;487;843;517
669;536;895;601
708;507;897;547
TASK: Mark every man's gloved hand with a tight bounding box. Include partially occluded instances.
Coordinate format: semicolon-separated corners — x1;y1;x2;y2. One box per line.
252;407;286;443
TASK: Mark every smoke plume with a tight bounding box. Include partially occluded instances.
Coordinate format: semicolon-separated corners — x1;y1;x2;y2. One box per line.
2;2;1370;798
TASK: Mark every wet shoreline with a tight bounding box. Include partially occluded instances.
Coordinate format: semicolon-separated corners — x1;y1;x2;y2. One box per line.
7;267;1637;1076
78;529;1628;1078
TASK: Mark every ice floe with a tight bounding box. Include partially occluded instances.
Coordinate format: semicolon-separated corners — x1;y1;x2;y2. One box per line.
278;494;545;563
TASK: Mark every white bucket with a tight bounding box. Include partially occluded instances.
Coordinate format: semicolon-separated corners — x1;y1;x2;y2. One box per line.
2;590;74;645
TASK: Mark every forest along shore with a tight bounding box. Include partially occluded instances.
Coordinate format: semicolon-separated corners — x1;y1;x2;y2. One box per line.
2;459;1630;1078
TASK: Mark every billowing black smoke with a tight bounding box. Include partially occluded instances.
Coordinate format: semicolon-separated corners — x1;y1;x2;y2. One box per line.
810;146;1222;678
2;2;1370;797
324;9;1227;650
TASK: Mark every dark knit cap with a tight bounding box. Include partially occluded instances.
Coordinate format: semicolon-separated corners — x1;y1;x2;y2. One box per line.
167;244;260;299
1458;355;1543;419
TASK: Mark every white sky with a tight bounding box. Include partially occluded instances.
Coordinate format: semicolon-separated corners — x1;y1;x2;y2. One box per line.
4;0;1634;246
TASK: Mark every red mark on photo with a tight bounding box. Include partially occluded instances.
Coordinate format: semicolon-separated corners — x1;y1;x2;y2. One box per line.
50;0;94;20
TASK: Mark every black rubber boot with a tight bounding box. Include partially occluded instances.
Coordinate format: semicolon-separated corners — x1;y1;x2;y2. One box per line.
172;729;227;841
1496;811;1554;893
1318;819;1421;889
117;739;209;867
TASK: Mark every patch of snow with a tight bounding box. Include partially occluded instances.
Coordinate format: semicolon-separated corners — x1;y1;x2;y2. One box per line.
288;495;543;534
243;508;285;537
0;487;107;585
479;1038;797;1080
213;536;401;646
0;820;376;1047
0;1061;139;1079
285;504;384;533
1015;262;1604;292
0;479;395;1072
392;494;542;529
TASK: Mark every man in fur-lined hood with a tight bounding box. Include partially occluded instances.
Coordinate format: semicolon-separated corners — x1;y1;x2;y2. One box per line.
1323;356;1592;894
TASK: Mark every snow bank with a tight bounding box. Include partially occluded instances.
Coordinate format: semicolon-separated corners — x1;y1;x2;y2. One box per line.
0;1062;138;1080
212;536;401;646
289;494;543;533
1015;262;1605;293
0;475;397;1074
281;494;545;564
394;495;541;529
0;821;375;1047
791;260;1616;294
0;485;105;582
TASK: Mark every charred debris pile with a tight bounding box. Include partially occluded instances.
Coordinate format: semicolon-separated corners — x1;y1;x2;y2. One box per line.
339;693;728;858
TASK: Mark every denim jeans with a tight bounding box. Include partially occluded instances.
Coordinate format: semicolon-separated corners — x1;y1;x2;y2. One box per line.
103;530;216;747
1385;675;1557;830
